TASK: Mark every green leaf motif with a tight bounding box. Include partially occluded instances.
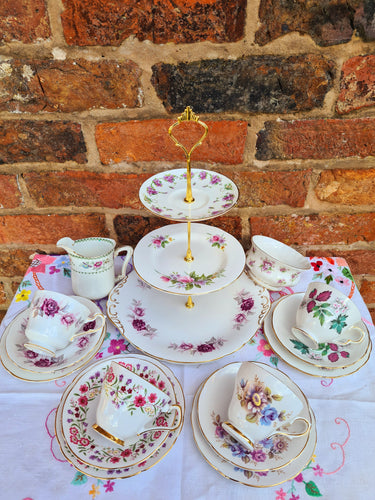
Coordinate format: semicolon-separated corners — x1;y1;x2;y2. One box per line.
71;471;88;485
325;275;333;284
290;339;310;355
342;267;354;281
270;355;279;367
63;268;71;277
330;314;348;334
305;480;322;497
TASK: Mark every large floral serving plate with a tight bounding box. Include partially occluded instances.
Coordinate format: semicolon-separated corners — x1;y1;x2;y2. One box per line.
272;294;370;369
59;355;180;470
191;381;317;487
55;354;185;479
197;362;311;472
132;223;245;296
139;168;239;222
0;298;106;382
107;270;270;364
263;298;372;378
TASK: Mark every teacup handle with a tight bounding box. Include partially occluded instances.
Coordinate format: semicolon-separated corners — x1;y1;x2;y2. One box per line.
272;416;311;440
140;404;183;435
340;322;366;345
69;312;106;341
114;245;133;283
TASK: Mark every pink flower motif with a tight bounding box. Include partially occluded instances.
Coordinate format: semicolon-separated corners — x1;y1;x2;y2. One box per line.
316;290;332;302
153;239;162;247
161;276;171;282
313;464;324;477
179;342;194;350
77;396;88;406
290;494;300;500
79;384;88;393
70;434;79;445
80;437;90;446
149;377;157;386
153;430;162;439
234;313;247;324
306;300;316;313
158;380;165;390
340;351;349;358
103;480;115;493
294;473;304;483
61;313;75;326
148;393;157;403
275;488;287;500
108;338;127;355
49;265;61;275
179;276;195;283
110;456;120;463
27;255;56;274
134;394;146;407
156;415;168;427
70;427;79;435
328;352;339;363
106;366;115;383
257;338;274;357
94;261;103;268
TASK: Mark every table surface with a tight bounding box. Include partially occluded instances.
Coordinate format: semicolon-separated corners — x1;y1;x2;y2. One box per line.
0;254;374;500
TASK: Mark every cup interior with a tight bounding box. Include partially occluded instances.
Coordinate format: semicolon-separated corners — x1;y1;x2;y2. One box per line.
252;235;310;271
72;237;115;259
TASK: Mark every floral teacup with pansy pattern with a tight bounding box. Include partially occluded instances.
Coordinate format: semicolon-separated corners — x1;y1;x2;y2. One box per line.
222;362;310;450
24;290;105;357
93;361;182;446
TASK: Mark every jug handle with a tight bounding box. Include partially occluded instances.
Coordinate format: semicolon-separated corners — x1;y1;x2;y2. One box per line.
114;246;133;283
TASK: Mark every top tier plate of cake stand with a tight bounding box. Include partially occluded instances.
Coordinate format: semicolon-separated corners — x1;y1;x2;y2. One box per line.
139;168;239;222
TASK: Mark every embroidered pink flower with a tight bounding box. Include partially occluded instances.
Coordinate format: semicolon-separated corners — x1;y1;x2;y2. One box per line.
27;255;56;274
294;473;304;483
108;338;127;355
313;464;324;477
103;480;115;493
257;338;274;357
134;395;146;407
275;488;287;500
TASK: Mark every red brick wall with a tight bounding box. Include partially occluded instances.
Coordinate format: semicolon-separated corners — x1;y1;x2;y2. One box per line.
1;0;375;321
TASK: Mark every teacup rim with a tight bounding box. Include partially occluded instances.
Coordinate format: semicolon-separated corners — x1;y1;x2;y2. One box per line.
251;235;310;271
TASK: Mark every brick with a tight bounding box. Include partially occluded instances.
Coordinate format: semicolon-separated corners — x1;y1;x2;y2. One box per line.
250;213;375;246
0;282;6;305
0;59;142;113
61;0;246;46
114;215;242;247
0;214;108;244
256;0;374;47
232;170;311;208
359;280;375;304
0;249;33;277
256;118;375;160
0;174;22;208
315;169;375;205
96;119;247;165
336;55;375;114
0;121;86;164
0;310;6;325
0;0;51;43
23;171;149;209
305;250;375;276
369;308;375;324
151;55;334;114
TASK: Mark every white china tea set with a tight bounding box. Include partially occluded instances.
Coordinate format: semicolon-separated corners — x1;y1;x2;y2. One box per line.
0;107;371;485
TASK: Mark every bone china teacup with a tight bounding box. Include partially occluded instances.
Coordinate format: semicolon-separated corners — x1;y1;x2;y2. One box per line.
292;282;366;350
93;361;182;446
222;362;310;450
24;290;106;357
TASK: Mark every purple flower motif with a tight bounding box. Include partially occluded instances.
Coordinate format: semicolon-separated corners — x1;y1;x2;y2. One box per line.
132;319;146;331
133;307;145;317
48;266;61;275
164;175;175;182
306;300;316;313
35;358;54;367
154;178;162;187
77;336;89;348
260;405;278;425
197;343;215;353
234;313;247;324
240;297;254;312
223;193;234;201
41;298;59;317
199;171;207;180
215;423;225;439
24;350;38;359
210;175;221;184
316;290;332;302
61;313;75;327
250;449;267;462
147;186;157;195
83;321;96;331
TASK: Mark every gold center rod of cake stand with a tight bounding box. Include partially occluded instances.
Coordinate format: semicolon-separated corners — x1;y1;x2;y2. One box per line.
184;221;194;262
185;296;194;308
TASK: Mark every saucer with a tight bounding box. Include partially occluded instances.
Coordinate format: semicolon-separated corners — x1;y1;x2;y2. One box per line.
60;355;180;470
139;168;239;222
191;381;317;487
107;270;270;364
0;298;106;382
263;298;372;378
132;223;245;296
272;294;370;369
197;362;311;472
55;354;185;479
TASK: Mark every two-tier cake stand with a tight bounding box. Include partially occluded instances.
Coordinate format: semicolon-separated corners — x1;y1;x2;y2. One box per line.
107;107;270;363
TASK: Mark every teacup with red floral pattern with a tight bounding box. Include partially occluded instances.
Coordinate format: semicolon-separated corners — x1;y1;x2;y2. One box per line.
93;361;182;446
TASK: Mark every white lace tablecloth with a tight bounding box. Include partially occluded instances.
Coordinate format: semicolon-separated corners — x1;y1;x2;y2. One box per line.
0;255;374;500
